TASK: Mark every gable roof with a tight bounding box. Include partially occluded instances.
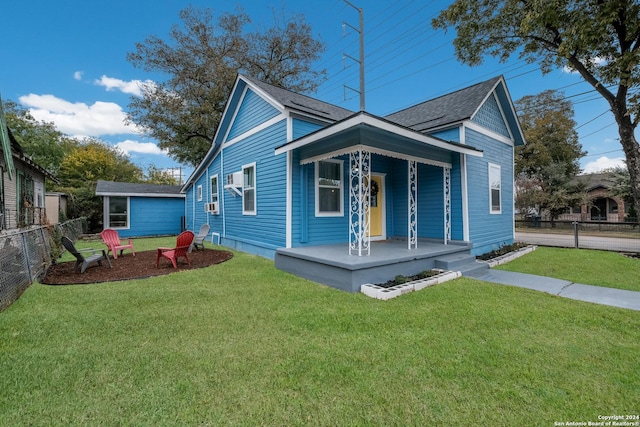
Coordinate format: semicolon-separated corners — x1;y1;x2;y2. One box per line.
240;74;354;122
96;180;184;198
385;76;503;131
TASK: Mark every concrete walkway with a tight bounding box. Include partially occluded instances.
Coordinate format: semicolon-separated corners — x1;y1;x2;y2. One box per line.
467;269;640;311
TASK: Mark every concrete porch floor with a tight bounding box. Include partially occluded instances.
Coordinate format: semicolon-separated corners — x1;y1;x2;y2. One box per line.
275;238;480;292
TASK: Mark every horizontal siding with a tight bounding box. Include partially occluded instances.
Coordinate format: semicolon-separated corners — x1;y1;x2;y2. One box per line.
417;164;444;239
227;89;280;141
292;118;324;139
222;120;288;249
429;127;460;143
125;197;184;238
465;128;515;255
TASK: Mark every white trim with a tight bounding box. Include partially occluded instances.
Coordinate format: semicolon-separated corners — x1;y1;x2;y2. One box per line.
489;163;502;214
461;154;470;241
301;144;452;169
197;184;203;202
315;159;344;217
104;195;131;230
285;151;292;248
242;162;257;215
465;121;514;146
222;115;286;149
210;174;219;214
274;113;483;157
222;86;248;144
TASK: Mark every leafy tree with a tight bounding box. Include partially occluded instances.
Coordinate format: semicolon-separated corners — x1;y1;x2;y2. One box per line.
145;164;179;185
433;0;640;223
3;100;78;177
513;90;586;222
126;6;326;167
605;166;637;220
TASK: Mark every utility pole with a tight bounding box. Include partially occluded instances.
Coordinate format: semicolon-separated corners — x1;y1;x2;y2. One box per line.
343;0;365;111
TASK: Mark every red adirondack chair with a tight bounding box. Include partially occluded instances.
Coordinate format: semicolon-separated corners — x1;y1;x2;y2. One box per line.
100;228;135;259
156;231;195;269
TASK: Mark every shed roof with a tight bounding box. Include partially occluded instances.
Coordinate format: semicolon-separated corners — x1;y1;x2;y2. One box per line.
96;180;184;197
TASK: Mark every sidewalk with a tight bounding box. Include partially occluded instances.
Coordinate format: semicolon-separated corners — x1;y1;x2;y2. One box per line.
467;269;640;311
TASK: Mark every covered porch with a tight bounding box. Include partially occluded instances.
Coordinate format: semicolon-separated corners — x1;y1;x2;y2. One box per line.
275;238;483;293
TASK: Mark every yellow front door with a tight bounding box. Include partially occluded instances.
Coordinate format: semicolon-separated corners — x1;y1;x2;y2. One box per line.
368;175;384;239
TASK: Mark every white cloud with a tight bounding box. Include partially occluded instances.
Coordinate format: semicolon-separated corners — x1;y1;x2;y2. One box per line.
94;75;155;97
19;93;141;137
115;139;166;156
73;71;83;80
563;57;607;74
582;156;626;174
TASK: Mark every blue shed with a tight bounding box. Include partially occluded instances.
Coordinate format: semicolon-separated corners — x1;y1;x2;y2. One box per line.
96;180;185;238
183;74;525;291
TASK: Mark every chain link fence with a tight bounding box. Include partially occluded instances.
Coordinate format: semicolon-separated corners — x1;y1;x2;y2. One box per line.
0;218;85;312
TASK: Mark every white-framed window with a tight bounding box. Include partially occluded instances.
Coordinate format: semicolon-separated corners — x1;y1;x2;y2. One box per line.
242;163;256;215
197;184;203;201
107;196;130;229
488;163;501;214
315;159;343;216
210;175;219;204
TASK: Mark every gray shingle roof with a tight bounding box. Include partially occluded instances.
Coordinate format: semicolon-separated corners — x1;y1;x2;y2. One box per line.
95;180;183;196
385;76;503;131
240;74;354;122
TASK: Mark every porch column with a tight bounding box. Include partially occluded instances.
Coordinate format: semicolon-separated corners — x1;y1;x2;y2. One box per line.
444;167;451;244
408;160;417;250
349;149;371;256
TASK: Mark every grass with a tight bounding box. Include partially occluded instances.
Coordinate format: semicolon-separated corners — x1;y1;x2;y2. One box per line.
1;238;639;425
496;246;640;292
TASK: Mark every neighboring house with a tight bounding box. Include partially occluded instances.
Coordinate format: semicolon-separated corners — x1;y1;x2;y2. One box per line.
558;173;630;222
182;74;525;291
0;127;56;231
95;180;185;238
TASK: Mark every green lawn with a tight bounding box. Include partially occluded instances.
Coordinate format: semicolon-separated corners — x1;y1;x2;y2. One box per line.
497;246;640;292
1;239;639;425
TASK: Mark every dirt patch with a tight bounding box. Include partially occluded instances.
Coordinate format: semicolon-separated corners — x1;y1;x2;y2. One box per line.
41;248;233;285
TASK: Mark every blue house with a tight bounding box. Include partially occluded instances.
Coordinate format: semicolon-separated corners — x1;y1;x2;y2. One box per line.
96;180;185;238
182;74;525;291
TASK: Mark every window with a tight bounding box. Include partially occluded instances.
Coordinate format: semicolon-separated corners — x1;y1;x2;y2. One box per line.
108;196;129;228
210;175;219;204
242;163;256;215
197;185;203;201
316;160;343;216
488;163;501;214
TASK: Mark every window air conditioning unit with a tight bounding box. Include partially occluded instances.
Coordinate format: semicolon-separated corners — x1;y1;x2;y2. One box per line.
205;202;219;214
224;171;243;197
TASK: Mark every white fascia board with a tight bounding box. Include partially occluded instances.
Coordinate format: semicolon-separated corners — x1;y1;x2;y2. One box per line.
464;121;515;146
275;113;483;158
222;115;286;149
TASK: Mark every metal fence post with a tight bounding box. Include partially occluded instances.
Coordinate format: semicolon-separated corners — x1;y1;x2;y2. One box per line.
572;221;579;249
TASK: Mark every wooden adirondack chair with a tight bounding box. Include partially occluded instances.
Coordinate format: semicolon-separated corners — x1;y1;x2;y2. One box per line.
100;228;135;259
156;231;195;269
61;236;112;273
190;224;210;252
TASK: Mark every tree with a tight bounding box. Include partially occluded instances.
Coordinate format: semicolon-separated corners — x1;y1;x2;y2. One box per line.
433;0;640;223
513;90;586;222
3;100;78;177
145;164;179;185
605;166;637;220
57;139;144;231
127;6;326;167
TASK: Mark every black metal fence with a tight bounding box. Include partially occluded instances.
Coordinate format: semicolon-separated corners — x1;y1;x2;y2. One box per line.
0;219;85;312
516;219;640;253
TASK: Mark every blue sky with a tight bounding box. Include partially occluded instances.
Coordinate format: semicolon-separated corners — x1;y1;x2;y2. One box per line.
1;0;627;182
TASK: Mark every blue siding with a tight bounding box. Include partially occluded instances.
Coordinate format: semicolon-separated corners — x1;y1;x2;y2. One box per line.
465;128;514;255
429;127;460;143
222;119;288;250
472;95;510;138
226;89;280;141
123;197;184;238
292;118;324;139
417;164;445;239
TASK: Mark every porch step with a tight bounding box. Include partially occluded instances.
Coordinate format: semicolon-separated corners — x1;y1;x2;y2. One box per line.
434;253;488;276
